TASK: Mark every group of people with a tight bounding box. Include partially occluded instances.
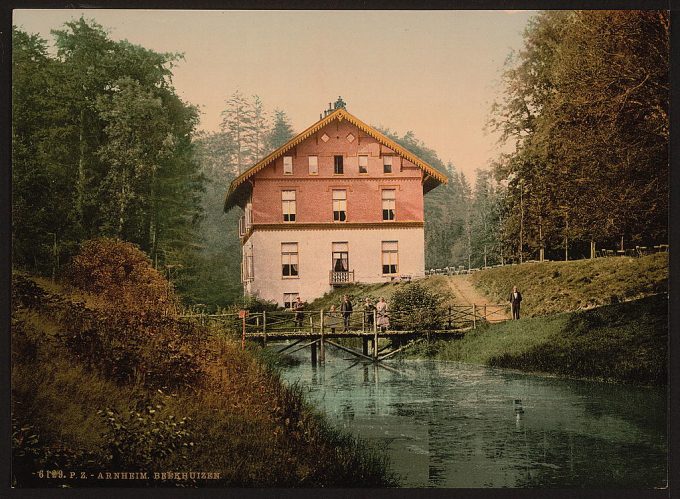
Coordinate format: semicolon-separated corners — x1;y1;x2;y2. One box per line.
291;294;390;332
290;286;523;332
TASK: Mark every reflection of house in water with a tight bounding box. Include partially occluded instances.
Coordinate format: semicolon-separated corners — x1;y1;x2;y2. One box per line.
224;98;447;306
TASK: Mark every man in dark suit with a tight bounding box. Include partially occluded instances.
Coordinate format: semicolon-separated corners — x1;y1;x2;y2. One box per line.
340;294;353;331
509;286;522;320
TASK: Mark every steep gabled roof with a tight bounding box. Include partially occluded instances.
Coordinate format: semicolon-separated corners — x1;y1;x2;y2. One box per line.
224;107;448;211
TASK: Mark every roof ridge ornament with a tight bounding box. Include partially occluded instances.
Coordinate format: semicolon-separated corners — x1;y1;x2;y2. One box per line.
334;96;346;109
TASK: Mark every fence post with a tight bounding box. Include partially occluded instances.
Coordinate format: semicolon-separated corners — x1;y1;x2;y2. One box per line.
320;309;324;336
483;304;487;323
473;304;477;329
263;310;267;347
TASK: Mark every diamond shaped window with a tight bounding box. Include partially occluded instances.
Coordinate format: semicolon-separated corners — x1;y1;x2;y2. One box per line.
321;133;330;143
346;133;355;143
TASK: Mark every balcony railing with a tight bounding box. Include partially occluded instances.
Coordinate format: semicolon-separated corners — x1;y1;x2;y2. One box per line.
329;270;354;285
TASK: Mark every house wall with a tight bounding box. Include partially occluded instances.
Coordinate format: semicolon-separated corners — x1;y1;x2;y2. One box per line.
244;226;425;306
251;120;425;225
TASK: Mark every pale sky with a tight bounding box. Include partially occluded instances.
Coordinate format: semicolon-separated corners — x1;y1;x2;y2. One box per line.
13;9;535;182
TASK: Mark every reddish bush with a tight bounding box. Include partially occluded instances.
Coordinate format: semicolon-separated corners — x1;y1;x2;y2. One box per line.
67;238;177;317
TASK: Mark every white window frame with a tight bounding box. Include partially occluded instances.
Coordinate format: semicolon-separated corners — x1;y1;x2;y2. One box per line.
383;155;393;174
283;156;293;175
283;292;300;309
332;189;347;222
282;190;296;222
382;189;396;221
358;155;368;174
281;242;299;278
382;241;398;275
308;156;318;175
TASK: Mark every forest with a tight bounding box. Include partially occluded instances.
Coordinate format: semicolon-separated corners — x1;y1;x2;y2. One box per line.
12;11;669;310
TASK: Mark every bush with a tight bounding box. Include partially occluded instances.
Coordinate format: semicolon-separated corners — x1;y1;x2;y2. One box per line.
390;282;444;332
66;238;177;317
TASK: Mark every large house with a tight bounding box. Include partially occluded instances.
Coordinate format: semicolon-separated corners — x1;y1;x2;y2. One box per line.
224;99;447;307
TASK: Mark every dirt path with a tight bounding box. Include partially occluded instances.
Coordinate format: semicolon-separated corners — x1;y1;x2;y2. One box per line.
444;274;510;322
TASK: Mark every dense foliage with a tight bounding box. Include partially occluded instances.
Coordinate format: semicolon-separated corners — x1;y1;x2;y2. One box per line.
490;11;668;260
12;18;203;284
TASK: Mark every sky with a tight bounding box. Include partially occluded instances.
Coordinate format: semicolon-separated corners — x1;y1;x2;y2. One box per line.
13;9;535;183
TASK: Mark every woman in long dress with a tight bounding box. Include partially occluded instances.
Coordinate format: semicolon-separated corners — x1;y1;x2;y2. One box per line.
376;297;389;331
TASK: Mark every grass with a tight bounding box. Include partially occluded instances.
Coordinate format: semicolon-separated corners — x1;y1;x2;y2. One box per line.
11;274;397;488
410;294;667;385
470;253;668;317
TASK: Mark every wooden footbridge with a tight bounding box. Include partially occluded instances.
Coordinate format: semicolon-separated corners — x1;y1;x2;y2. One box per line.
181;304;510;365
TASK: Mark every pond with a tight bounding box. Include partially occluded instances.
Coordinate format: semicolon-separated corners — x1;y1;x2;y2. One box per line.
278;347;667;488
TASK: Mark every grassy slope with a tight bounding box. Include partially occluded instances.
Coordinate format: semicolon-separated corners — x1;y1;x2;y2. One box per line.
11;275;396;487
421;294;667;385
308;254;667;317
470;253;668;317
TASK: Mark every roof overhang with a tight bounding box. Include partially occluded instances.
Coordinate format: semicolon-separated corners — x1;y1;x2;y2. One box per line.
224;107;448;211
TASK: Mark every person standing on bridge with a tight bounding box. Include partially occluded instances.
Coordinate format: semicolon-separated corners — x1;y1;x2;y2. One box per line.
376;297;389;332
363;298;376;331
509;286;522;320
340;295;353;331
293;296;305;330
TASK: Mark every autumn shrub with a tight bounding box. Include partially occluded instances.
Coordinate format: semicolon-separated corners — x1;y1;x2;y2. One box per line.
59;301;207;390
66;238;177;317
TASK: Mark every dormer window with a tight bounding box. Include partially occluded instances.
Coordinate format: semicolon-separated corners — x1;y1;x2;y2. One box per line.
283;156;293;175
383;156;393;174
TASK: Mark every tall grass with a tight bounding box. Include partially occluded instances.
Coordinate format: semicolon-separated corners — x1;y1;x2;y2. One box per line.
413;294;667;385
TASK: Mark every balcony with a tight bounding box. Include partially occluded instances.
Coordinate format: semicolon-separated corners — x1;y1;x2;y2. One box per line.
329;270;354;286
238;215;253;240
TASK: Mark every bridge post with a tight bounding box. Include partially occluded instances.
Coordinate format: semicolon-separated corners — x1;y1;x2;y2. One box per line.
311;341;317;365
373;313;378;361
362;337;369;356
320;309;324;336
320;329;325;363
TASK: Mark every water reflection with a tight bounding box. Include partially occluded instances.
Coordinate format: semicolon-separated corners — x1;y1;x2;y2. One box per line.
278;346;667;488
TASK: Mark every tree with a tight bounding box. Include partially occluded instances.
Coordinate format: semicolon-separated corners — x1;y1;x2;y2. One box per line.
489;10;668;259
266;109;295;152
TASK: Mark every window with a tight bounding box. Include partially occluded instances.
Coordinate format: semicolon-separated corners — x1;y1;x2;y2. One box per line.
282;190;296;222
382;189;396;221
308;156;318;175
334;155;344;174
283;156;293;175
383;156;393;174
283;293;299;309
282;243;299;277
332;190;347;222
332;242;349;272
358;155;368;174
382;241;398;275
241;245;254;282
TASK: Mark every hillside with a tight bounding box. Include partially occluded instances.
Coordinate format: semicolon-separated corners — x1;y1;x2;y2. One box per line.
412;294;667;385
11;270;395;487
307;253;668;318
470;253;668;317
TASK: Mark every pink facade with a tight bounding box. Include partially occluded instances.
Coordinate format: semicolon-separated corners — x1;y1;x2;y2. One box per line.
251;120;425;225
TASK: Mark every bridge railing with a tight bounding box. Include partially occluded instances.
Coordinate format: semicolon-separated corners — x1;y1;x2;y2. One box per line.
179;303;511;338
